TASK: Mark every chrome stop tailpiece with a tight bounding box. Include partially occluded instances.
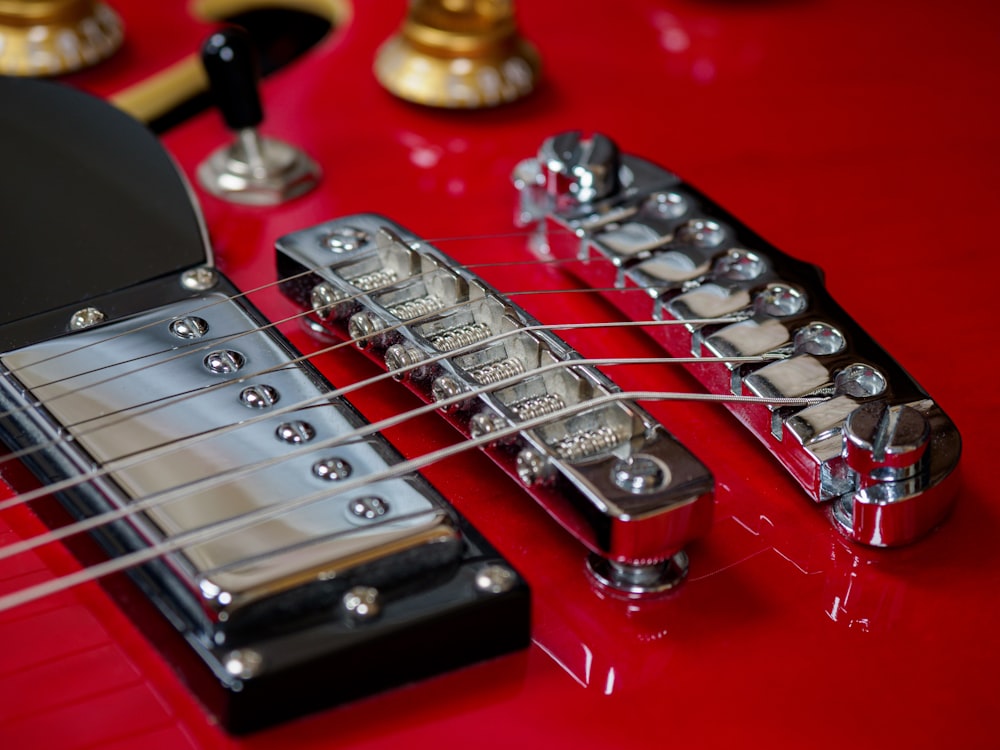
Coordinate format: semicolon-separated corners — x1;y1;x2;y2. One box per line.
513;131;961;547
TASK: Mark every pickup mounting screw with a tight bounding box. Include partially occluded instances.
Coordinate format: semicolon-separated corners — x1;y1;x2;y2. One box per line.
475;564;517;594
69;307;105;330
224;648;263;679
181;267;218;291
350;496;390;520
343;586;381;620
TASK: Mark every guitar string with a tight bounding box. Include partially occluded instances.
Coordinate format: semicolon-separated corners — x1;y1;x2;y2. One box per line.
0;228;585;380
0;280;728;471
0;387;820;613
0;325;766;534
0;231;800;609
0;247;655;421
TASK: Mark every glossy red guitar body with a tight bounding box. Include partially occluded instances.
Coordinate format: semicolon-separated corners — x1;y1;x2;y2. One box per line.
1;1;997;747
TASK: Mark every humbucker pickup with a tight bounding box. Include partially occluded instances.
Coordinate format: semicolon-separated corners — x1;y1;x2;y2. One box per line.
277;215;714;595
0;78;528;733
513;131;961;547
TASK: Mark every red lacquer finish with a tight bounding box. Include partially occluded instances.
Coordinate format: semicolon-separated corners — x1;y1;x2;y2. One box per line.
1;1;998;747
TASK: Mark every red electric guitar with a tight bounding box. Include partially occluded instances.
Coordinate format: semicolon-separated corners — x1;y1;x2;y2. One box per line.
1;1;996;748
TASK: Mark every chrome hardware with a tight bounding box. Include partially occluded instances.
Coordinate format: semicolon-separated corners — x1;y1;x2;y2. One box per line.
350;496;390;521
347;310;387;343
198;29;320;205
432;374;465;405
347;268;399;292
388;293;446;320
342;586;381;620
646;191;689;219
612;455;669;494
198;129;321;206
325;226;369;253
515;130;961;547
755;283;807;317
224;649;263;679
553;426;624;461
475;564;518;594
794;322;846;356
170;316;209;339
429;321;493;351
470;410;508;438
279;216;714;592
587;552;689;597
275;420;316;444
310;281;346;320
509;392;565;420
68;306;105;330
835;363;887;398
467;357;525;385
843;401;929;482
515;448;551;486
538;131;622;204
1;294;467;624
180;267;218;291
204;349;245;375
385;344;426;373
675;218;727;248
312;456;353;481
240;384;279;408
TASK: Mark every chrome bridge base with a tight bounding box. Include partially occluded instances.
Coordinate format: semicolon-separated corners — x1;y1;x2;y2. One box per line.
587;552;689;597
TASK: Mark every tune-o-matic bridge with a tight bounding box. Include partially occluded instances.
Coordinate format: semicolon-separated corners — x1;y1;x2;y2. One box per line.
513;131;962;546
277;215;714;595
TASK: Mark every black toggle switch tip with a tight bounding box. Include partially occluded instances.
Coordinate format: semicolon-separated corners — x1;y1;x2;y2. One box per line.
201;27;264;131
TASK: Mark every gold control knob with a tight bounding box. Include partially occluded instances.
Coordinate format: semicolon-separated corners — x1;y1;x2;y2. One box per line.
374;0;539;108
0;0;122;76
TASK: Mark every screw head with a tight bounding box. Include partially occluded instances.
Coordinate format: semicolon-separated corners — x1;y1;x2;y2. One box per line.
516;448;551;486
611;454;670;494
384;344;425;374
714;248;765;281
275;420;316;444
347;311;385;344
755;283;807;317
325;226;368;253
224;648;263;679
836;363;887;398
343;586;381;620
431;375;464;406
169;316;209;339
645;191;688;219
310;282;344;320
313;457;352;481
795;322;846;356
475;564;517;594
204;349;245;374
239;384;278;408
349;496;390;520
676;218;726;248
843;401;930;479
470;411;507;438
69;307;106;331
180;267;218;291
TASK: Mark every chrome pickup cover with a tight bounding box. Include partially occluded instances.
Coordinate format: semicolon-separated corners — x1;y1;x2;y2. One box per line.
513;131;961;547
0;290;529;731
278;215;714;591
